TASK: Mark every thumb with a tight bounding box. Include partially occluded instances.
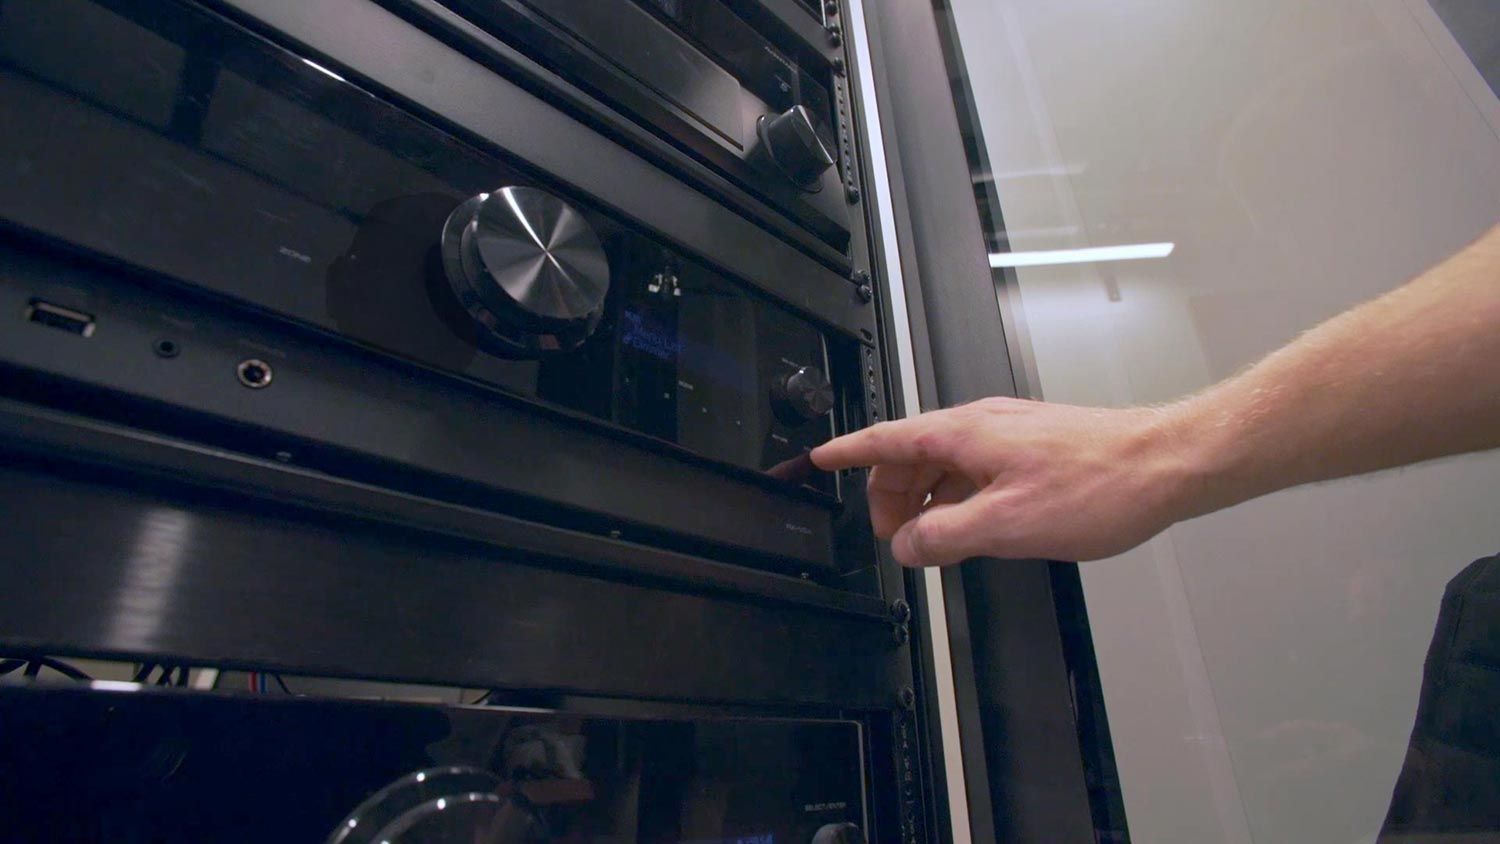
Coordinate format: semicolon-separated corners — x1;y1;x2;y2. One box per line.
890;497;995;567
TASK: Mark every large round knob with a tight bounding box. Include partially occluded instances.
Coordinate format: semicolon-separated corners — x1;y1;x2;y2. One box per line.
773;364;835;425
327;767;546;844
441;186;610;355
756;105;835;188
811;822;866;844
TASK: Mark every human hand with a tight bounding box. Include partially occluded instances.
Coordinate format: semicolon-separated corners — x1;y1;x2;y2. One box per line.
810;397;1196;566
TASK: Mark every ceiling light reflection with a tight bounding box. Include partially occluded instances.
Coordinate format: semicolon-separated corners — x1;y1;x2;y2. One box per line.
301;58;347;83
989;242;1175;268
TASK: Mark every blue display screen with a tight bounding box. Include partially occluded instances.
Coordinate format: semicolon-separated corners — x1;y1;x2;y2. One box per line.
620;306;757;393
620;307;685;361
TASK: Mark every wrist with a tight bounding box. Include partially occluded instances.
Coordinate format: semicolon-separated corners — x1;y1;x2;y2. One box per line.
1145;395;1244;524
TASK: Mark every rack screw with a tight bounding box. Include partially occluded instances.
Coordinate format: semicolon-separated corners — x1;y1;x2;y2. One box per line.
891;599;911;622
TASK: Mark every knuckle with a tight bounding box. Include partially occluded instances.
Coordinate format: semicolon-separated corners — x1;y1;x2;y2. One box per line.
983;485;1023;514
977;494;1011;525
948;404;979;425
911;430;947;461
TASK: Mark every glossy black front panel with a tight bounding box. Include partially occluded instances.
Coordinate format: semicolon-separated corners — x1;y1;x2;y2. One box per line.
0;684;864;843
635;0;838;155
0;454;895;696
432;0;854;252
521;0;750;147
0;0;841;493
0;242;846;570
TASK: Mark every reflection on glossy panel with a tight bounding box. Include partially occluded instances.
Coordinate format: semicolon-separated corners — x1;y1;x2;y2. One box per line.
105;508;195;648
0;683;865;843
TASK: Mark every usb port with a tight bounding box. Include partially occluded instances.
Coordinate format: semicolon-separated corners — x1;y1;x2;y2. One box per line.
26;299;95;337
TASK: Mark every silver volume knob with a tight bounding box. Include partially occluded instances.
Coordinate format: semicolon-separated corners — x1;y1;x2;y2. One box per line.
441;186;611;355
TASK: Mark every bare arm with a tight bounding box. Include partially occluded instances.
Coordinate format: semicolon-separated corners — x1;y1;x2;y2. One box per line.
812;223;1500;566
1173;222;1500;517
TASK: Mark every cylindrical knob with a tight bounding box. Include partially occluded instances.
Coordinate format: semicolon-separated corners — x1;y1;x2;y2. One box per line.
441;186;610;355
811;822;865;844
757;105;835;188
327;767;545;844
774;365;835;425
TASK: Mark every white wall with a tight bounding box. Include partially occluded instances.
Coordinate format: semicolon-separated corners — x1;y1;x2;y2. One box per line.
943;1;1500;842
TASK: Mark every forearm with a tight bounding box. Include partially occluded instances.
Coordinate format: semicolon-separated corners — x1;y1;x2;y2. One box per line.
810;223;1499;565
1166;223;1500;519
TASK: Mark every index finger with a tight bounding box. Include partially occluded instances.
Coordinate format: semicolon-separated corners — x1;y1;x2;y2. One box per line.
810;414;954;470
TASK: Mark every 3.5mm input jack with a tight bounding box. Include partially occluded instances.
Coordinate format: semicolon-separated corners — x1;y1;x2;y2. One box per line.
236;359;273;389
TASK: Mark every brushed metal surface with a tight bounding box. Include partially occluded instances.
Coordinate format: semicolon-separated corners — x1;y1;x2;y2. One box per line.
0;460;896;705
461;187;610;322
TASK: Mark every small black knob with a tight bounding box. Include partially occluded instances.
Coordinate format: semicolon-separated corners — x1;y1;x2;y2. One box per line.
774;365;835;425
440;186;610;356
756;106;835;188
812;822;866;844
